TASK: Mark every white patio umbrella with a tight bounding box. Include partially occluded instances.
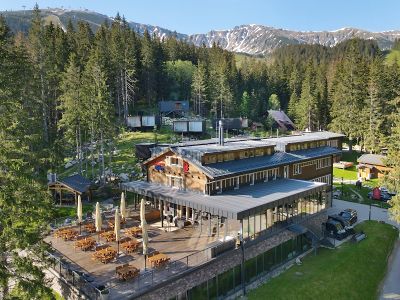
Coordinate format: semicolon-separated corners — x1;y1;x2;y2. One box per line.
115;207;121;255
120;192;126;221
95;202;102;241
77;195;83;233
140;198;149;268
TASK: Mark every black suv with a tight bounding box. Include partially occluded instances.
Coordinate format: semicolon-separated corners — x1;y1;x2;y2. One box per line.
339;209;357;225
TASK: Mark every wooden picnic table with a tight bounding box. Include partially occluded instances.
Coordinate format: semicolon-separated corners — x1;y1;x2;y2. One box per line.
121;240;140;254
74;237;96;251
100;231;115;242
116;264;139;280
125;226;142;237
92;246;117;264
147;253;170;268
58;229;78;241
84;223;96;233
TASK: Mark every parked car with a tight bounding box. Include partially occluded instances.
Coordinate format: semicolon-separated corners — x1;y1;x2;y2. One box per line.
339;209;358;225
328;214;353;230
380;187;396;196
380;192;392;202
368;191;392;202
325;219;348;240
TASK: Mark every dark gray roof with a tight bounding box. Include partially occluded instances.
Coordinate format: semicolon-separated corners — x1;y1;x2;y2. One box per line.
191;146;341;179
267;110;295;130
55;174;92;193
121;179;326;220
176;140;275;156
357;154;387;166
263;131;345;145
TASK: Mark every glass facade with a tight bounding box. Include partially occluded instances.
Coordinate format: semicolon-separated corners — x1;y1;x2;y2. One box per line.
236;192;326;242
183;234;311;300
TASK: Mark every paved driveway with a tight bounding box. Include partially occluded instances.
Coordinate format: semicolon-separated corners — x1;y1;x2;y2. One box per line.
329;199;400;300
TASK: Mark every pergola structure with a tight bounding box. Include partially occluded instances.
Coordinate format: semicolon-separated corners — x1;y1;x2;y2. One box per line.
48;174;92;205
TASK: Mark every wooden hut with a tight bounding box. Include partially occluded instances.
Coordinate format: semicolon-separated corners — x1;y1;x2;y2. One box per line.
48;174;92;205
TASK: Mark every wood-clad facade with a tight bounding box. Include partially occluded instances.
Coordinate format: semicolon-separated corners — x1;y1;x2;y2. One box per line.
144;133;343;196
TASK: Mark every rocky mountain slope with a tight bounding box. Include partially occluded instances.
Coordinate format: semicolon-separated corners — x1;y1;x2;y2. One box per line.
2;8;400;55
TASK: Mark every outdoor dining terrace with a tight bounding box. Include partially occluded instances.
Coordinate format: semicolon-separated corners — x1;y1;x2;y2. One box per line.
44;208;231;299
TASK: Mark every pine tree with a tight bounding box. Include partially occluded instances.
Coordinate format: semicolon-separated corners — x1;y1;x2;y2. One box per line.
58;53;85;174
383;95;400;224
240;91;251;118
364;58;385;153
329;40;369;148
82;49;114;182
0;17;53;298
296;63;318;130
191;61;208;116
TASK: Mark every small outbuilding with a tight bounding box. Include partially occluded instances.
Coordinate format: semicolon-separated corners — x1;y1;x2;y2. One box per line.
357;154;391;180
48;174;92;205
266;110;296;131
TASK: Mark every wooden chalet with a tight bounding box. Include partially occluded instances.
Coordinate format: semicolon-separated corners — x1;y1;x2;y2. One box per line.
357;154;392;180
122;125;344;237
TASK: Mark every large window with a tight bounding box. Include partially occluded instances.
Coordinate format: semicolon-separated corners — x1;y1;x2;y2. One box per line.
186;234;312;300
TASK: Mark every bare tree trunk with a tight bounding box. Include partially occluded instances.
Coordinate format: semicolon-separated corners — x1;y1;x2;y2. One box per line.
100;131;105;184
78;124;82;175
40;72;49;143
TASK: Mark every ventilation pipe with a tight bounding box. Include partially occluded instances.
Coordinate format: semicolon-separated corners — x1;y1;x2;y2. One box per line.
218;120;224;146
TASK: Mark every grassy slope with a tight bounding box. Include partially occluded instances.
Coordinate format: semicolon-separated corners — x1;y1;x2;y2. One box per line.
249;221;398;300
59;130;171;178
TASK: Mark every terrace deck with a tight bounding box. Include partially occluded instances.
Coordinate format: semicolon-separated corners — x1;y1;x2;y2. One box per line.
45;216;239;299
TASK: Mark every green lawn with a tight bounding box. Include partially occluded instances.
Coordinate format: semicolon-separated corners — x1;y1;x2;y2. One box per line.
333;165;358;180
249;221;398;300
53;204;94;219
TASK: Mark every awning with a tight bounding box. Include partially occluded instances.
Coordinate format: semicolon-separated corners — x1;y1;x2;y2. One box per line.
121;179;327;220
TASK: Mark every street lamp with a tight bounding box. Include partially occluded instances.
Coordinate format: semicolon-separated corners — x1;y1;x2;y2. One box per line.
341;177;344;199
369;201;372;221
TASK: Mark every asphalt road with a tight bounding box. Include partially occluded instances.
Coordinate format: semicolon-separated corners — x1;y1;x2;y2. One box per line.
329;199;400;300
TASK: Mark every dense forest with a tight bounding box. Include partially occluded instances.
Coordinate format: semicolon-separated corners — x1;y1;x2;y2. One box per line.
1;5;400;297
2;6;400;170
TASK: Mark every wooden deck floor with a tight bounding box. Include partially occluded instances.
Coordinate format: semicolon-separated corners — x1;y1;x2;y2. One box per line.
44;215;239;297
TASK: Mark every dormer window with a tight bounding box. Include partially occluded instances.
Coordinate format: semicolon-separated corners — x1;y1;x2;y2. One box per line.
167;156;182;167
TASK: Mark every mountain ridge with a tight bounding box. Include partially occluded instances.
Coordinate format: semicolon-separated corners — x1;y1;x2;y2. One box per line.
2;8;400;55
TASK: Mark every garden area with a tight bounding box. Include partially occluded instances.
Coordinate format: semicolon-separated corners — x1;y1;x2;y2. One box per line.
249;221;398;300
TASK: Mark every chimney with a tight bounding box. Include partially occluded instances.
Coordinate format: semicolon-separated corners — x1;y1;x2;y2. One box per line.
218;120;224;146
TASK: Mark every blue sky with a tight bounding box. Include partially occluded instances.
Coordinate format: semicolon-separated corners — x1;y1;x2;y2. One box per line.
1;0;399;34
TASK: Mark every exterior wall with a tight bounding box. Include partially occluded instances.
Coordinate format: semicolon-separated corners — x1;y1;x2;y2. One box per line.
147;151;208;193
140;213;327;300
202;146;274;165
358;164;392;180
206;155;333;195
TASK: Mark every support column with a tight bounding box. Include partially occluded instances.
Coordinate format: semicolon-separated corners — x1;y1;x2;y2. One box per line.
159;200;164;228
216;216;220;239
185;206;190;220
267;209;272;228
191;208;195;220
224;218;228;240
208;215;212;237
177;205;182;218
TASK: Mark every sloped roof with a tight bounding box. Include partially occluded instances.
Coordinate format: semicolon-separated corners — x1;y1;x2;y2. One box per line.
268;110;295;130
187;146;341;179
357;154;387;166
49;174;92;194
122;178;327;220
